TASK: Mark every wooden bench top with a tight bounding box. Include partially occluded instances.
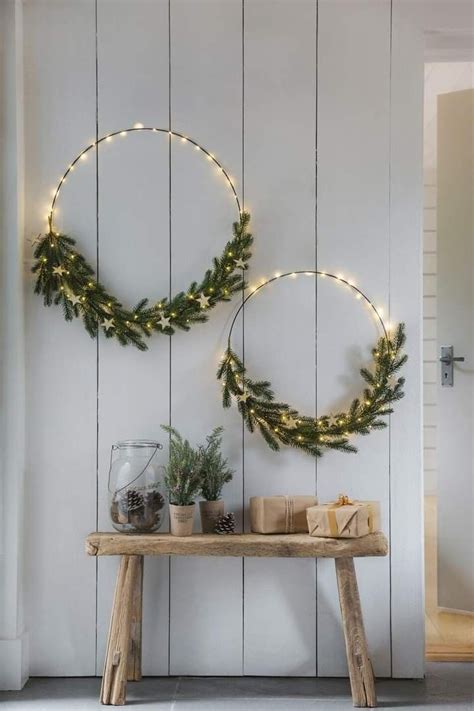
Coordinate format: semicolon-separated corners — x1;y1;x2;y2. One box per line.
86;531;388;559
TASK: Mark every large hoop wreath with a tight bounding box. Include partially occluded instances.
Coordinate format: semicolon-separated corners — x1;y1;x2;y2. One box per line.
218;271;407;457
32;126;251;350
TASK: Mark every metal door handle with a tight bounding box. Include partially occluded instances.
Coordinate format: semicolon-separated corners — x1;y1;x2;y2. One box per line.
439;355;465;363
440;346;465;387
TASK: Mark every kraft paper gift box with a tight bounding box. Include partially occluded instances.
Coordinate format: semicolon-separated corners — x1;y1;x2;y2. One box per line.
306;496;381;538
250;495;318;534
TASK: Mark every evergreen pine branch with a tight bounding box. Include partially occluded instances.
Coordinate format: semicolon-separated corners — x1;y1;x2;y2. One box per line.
32;212;253;350
216;323;407;458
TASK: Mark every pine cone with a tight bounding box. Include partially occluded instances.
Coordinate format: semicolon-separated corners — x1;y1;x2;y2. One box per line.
118;489;144;515
144;490;165;512
215;512;236;535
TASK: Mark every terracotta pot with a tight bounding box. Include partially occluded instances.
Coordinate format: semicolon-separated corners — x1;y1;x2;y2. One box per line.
199;499;225;533
169;503;195;536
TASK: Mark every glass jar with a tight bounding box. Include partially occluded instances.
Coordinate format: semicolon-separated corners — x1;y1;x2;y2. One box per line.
108;440;165;533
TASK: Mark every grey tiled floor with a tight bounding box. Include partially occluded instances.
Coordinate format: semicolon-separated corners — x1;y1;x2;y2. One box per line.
1;663;472;710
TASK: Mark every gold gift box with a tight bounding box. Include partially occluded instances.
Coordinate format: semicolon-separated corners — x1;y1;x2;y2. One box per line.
306;496;380;538
250;495;318;534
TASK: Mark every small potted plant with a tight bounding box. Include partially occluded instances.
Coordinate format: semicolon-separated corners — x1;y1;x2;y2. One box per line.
197;427;234;533
161;425;202;536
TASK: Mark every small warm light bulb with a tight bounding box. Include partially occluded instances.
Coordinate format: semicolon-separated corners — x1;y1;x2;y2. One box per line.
195;145;200;151
378;307;384;317
80;153;87;161
336;273;344;280
106;135;113;142
134;122;144;129
290;272;297;279
320;271;326;278
120;131;127;136
274;271;281;278
181;137;186;143
356;293;362;300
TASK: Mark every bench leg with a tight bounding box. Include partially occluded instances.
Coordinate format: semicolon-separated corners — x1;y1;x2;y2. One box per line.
101;555;143;705
128;556;143;681
335;557;377;708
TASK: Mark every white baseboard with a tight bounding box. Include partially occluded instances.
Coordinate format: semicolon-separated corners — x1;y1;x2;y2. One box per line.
0;632;29;690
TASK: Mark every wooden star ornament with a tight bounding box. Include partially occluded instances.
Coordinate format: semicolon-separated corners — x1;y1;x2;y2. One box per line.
53;265;66;277
197;293;210;309
68;293;82;306
158;314;171;329
237;390;250;403
283;415;298;430
233;258;246;270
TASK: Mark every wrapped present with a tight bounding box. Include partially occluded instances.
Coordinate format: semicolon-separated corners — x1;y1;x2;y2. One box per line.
306;494;380;538
250;495;318;534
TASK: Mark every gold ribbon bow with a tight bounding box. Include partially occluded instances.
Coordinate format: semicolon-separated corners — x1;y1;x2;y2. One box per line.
333;494;353;507
326;494;374;537
327;494;354;536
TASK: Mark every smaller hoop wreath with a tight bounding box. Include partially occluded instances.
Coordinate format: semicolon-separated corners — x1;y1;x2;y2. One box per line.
31;126;252;350
217;272;407;457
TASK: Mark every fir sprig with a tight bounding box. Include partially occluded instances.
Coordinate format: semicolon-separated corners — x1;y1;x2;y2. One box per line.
197;426;234;501
32;212;252;350
217;323;407;457
161;425;202;506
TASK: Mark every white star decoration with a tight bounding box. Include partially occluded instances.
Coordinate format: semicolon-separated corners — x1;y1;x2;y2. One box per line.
102;318;115;332
158;314;171;329
68;293;81;306
197;293;210;309
283;415;298;430
237;390;250;403
233;258;246;270
53;265;66;277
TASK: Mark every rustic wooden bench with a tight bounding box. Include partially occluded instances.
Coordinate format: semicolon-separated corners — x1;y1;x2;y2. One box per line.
86;531;388;707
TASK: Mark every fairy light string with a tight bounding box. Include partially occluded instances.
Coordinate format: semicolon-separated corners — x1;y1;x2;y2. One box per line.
218;270;407;457
47;124;241;231
32;126;251;351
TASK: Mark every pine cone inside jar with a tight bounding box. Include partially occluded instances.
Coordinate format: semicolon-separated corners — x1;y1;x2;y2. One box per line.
118;489;145;517
144;490;165;512
215;512;236;535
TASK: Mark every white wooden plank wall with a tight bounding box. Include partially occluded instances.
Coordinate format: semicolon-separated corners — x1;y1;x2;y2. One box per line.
95;0;171;676
23;0;98;675
169;0;244;675
23;0;423;678
317;0;391;677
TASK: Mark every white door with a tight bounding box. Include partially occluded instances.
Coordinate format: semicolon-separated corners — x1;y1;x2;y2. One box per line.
437;88;474;613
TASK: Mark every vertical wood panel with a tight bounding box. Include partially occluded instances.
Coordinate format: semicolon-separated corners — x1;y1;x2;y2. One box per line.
169;0;244;675
390;0;425;678
23;0;97;675
243;0;317;676
317;0;392;677
96;0;170;676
